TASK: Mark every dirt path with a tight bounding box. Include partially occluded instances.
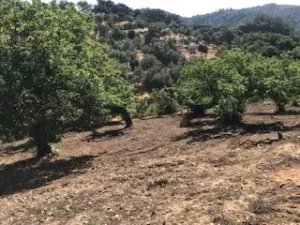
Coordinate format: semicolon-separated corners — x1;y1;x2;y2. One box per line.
1;104;300;225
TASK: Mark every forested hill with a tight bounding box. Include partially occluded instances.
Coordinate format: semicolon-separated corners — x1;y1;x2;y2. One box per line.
185;4;300;29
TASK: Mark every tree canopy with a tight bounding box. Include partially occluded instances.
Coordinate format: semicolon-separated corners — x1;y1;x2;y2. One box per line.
176;50;300;124
0;0;134;156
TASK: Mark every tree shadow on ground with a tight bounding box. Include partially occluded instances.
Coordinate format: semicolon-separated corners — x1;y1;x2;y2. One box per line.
0;139;35;156
247;110;300;116
180;113;215;128
174;115;300;143
139;115;166;120
86;127;128;142
0;155;96;197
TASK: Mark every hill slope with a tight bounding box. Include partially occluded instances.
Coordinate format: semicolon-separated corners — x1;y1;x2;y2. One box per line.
186;4;300;29
2;103;300;224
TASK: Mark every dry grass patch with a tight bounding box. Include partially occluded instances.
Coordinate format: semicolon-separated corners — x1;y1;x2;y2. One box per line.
147;176;172;189
250;198;277;215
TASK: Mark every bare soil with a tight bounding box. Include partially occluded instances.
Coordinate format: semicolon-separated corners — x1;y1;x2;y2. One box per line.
1;102;300;225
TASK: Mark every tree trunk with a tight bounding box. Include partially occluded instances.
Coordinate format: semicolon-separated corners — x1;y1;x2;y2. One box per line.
122;109;133;128
111;106;133;128
277;103;286;114
34;122;51;159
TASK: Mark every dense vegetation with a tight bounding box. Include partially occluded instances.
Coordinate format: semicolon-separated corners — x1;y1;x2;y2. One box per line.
0;0;134;157
1;0;300;157
91;0;185;92
176;50;300;124
187;4;300;29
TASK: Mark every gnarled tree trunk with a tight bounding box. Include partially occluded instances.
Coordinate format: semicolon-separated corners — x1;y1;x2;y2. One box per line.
110;106;132;128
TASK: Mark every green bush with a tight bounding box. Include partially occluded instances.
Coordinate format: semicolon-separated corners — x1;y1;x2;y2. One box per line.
145;103;159;116
135;97;150;117
151;88;179;115
215;97;244;125
135;88;178;117
0;1;134;157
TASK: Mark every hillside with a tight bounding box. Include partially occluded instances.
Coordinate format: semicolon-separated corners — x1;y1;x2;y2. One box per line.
186;4;300;29
3;2;300;225
2;102;300;224
85;1;300;97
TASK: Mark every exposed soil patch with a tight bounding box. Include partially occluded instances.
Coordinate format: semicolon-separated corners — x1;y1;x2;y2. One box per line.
1;103;300;225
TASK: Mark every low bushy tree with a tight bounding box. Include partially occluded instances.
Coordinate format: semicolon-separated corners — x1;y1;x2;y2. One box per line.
150;88;178;115
262;57;300;112
177;49;300;124
0;0;134;157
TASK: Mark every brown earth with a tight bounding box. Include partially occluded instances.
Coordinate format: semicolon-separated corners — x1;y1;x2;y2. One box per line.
136;50;144;61
1;102;300;225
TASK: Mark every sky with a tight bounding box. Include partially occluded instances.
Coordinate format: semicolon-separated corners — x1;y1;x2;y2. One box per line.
44;0;300;17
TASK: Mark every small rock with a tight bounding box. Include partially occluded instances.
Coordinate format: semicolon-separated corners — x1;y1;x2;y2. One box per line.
111;214;122;221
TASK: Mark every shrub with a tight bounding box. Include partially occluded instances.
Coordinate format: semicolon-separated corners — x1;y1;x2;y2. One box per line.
144;103;159;116
135;97;150;117
0;1;133;157
151;88;178;115
147;177;169;189
250;198;276;215
215;96;244;125
136;88;178;117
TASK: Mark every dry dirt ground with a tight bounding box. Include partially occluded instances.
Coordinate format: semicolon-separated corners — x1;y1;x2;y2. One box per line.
1;102;300;225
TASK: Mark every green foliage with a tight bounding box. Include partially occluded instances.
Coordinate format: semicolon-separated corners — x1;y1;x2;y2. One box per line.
176;58;220;106
139;42;184;91
0;0;133;153
176;49;300;125
2;0;300;143
90;0;300;104
135;88;178;117
144;103;159;117
262;45;280;57
240;15;291;35
187;4;300;30
151;40;184;66
77;1;91;12
262;57;300;112
110;28;127;41
215;97;244;125
137;8;181;24
150;88;178;115
135;97;150;117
